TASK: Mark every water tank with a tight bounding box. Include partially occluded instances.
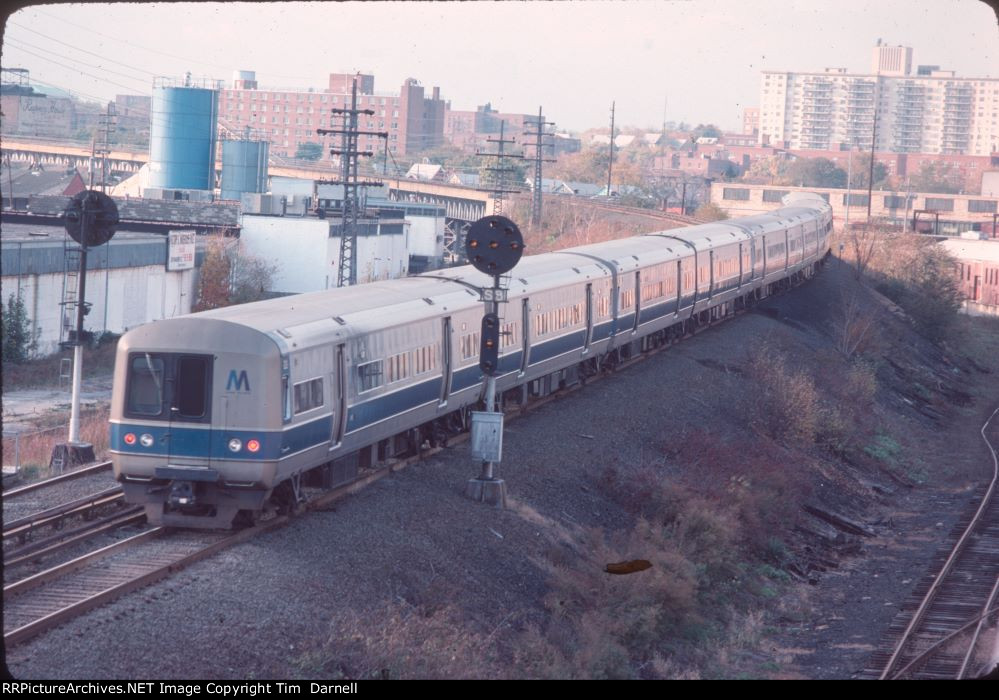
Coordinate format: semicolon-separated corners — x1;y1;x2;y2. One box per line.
148;85;219;191
220;139;269;201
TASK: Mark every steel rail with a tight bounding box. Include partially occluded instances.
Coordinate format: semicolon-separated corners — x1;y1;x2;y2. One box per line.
3;488;125;539
880;405;999;680
3;461;113;498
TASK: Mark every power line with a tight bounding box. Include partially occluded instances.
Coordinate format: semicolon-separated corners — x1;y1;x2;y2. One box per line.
7;22;157;81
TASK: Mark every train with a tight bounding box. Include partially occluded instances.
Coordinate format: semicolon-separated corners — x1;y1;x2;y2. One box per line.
109;192;833;528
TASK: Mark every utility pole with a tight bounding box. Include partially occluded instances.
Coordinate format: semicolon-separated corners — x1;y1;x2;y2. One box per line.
606;101;616;196
522;106;555;227
316;77;387;287
97;102;116;193
476;120;524;216
866;72;880;224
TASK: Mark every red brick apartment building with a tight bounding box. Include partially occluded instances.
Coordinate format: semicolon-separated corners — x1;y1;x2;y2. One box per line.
218;71;446;159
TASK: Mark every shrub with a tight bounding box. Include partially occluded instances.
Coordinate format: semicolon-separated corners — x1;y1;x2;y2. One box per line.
2;293;38;364
744;345;821;445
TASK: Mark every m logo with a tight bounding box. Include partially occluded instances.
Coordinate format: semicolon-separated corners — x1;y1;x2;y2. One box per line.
226;369;250;392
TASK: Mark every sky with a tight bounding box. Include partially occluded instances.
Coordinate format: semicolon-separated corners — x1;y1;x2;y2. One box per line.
1;1;997;133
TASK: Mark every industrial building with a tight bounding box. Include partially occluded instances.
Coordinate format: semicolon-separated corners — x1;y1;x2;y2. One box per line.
711;182;998;237
238;209;409;293
1;223;203;356
941;238;999;316
758;43;999;155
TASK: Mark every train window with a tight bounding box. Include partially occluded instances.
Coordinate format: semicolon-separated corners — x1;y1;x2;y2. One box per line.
387;352;410;383
176;357;210;419
460;332;480;360
128;355;164;416
621;289;635;309
414;343;439;375
294;378;324;414
597;295;610;318
500;323;518;349
357;361;383;393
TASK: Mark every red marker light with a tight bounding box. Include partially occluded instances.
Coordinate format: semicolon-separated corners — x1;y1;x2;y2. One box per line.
124;433;136;445
246;439;261;453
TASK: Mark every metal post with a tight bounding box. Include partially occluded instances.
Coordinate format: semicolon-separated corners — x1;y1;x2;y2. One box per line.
845;147;853;233
606;101;615;196
68;242;88;444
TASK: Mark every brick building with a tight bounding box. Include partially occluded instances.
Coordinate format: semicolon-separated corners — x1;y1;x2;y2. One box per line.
218;71;446;159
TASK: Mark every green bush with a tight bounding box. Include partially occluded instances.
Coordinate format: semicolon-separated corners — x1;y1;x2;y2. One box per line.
2;293;38;364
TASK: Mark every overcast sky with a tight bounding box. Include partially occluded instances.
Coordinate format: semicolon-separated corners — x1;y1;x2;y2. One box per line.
2;1;997;132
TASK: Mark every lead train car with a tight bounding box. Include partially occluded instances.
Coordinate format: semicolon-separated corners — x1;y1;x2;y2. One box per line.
110;193;832;527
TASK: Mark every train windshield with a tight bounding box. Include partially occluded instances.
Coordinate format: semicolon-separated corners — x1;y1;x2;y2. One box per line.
126;353;212;421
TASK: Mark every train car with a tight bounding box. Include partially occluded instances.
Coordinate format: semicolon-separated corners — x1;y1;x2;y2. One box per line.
109;193;832;528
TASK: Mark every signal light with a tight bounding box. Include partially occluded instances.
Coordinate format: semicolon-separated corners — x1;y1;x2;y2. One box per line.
124;433;136;445
246;439;261;453
479;313;501;376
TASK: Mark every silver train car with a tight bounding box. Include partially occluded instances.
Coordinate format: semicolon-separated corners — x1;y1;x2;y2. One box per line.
110;192;832;527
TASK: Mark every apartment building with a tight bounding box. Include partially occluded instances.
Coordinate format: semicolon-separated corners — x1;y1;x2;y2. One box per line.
759;44;999;156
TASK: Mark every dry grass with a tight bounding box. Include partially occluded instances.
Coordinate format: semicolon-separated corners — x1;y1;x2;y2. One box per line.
3;405;109;476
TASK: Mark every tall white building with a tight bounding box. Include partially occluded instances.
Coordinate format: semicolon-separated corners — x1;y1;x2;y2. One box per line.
758;45;999;155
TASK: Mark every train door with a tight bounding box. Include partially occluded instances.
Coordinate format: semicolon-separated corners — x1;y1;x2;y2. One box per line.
633;270;642;331
439;317;453;406
762;235;768;278
584;284;593;350
166;355;213;467
331;344;347;447
520;298;531;373
675;260;682;314
708;250;715;298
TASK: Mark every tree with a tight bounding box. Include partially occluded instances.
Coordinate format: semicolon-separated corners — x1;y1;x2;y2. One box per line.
906;246;963;340
783;157;847;188
908;162;962;194
294;142;323;161
692;123;722;139
849;154;890;190
694;202;729;221
194;237;277;311
2;293;37;364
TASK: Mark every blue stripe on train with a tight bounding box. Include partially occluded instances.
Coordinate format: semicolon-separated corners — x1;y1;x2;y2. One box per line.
110;415;333;461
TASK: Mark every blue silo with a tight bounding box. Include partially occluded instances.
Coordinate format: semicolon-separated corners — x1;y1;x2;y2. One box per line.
148;84;219;191
220;138;269;201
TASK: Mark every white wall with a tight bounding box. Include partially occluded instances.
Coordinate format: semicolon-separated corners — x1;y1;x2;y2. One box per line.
240;214;409;293
1;264;196;356
406;213;445;261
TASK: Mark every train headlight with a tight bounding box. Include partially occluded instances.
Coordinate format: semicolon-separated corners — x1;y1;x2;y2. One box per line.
228;438;243;452
246;439;261;453
140;434;154;447
124;433;136;445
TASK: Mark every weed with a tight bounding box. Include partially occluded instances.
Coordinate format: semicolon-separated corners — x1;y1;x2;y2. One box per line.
863;432;901;466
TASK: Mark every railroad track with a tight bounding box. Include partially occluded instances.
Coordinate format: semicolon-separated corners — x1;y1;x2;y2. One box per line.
863;406;999;680
3;486;128;544
3;460;113;499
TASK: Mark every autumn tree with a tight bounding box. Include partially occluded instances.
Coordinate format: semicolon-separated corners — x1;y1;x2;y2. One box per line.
908;162;963;194
848;154;890;190
194;237;277;311
783;157;847;188
694;202;729;221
